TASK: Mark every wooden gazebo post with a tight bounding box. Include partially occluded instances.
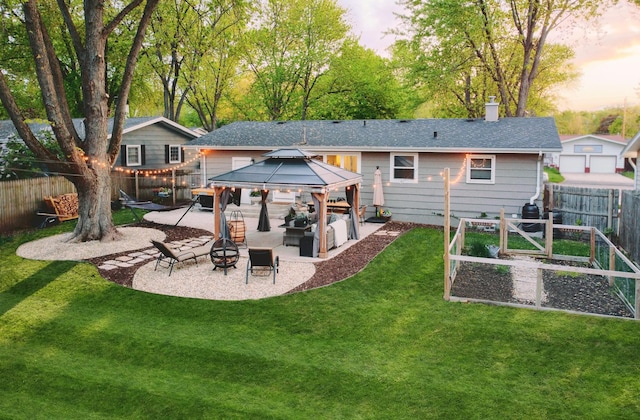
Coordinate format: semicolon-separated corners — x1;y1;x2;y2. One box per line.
312;191;329;258
213;186;223;239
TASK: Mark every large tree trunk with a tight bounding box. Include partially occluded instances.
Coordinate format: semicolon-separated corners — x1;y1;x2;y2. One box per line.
72;164;119;242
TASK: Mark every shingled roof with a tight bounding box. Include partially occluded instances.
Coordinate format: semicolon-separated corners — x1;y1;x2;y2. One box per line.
188;118;561;153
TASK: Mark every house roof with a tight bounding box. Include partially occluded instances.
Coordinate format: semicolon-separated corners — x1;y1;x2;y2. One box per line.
559;134;628;145
621;130;640;158
0;116;200;142
208;148;362;191
188;118;562;153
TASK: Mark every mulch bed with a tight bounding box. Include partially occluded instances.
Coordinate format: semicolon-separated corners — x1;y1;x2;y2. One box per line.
451;258;634;318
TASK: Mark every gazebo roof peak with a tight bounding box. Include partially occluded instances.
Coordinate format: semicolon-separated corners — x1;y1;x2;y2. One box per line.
262;148;317;159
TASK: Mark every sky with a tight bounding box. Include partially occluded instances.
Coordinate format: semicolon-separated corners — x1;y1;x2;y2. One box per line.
337;0;640;112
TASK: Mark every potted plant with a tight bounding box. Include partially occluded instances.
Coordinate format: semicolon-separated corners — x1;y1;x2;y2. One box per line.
250;190;262;205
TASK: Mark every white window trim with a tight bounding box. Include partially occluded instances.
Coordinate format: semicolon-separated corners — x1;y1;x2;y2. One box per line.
126;145;142;166
466;154;496;184
169;144;181;164
390;153;418;183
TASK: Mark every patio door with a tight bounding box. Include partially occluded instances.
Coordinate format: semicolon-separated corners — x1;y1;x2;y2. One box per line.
232;157;253;204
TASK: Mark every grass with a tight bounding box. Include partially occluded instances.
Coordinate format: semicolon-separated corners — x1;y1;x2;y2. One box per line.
544;166;564;183
2;219;640;418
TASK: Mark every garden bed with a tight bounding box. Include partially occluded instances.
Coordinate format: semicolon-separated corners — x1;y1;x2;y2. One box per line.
451;257;634;318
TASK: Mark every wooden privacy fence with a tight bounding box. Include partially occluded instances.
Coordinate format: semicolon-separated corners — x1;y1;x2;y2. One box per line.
0;177;76;232
620;190;640;265
544;184;619;235
0;174;132;233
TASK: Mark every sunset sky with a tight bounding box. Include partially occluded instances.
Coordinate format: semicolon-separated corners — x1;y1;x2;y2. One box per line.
338;0;640;111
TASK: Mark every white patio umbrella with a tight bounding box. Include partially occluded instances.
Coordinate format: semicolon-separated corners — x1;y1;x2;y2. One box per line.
372;166;384;217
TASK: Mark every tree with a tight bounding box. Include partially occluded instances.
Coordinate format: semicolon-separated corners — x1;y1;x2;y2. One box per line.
183;0;251;131
242;0;350;120
395;0;612;117
309;40;406;120
0;131;62;180
0;0;160;241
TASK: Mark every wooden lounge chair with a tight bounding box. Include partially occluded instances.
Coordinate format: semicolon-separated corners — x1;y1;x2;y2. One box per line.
246;247;279;284
37;193;79;224
151;239;212;276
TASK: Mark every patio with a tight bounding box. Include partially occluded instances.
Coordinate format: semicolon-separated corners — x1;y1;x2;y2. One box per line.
142;203;385;263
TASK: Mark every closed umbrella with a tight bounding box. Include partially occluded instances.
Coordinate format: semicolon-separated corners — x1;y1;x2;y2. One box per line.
257;189;271;231
372;166;384;217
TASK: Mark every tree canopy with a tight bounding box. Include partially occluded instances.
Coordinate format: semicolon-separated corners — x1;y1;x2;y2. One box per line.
393;0;613;118
0;0;160;241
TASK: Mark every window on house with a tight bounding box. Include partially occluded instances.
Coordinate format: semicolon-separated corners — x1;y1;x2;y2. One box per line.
324;154;360;172
390;153;418;182
466;154;495;184
126;145;142;166
574;145;602;153
168;145;181;163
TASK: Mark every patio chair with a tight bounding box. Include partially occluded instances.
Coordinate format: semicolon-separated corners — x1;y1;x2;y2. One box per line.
151;239;211;276
358;205;367;225
246;247;279;284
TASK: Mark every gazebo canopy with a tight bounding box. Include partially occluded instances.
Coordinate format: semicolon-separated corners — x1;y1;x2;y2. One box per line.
208;148;362;192
206;148;362;258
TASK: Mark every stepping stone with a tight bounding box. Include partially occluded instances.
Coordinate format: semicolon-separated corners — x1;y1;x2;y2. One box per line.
115;261;134;268
115;255;134;262
98;264;119;271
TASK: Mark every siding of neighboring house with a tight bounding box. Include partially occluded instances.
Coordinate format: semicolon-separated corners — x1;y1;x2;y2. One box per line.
203;150;541;225
118;124;199;170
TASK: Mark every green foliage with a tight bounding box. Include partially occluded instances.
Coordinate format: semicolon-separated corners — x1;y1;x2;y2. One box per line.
544;166;565;183
0;132;63;180
553;106;640;136
467;240;491;258
392;0;602;118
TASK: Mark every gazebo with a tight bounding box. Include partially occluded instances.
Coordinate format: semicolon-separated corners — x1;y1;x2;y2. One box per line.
207;148;363;258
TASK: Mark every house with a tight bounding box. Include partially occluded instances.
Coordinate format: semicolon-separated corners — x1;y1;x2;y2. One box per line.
547;134;628;174
620;129;640;190
113;116;201;172
185;101;562;225
1;116;201;171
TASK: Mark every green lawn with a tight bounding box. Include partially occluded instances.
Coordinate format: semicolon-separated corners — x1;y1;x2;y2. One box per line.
1;219;640;418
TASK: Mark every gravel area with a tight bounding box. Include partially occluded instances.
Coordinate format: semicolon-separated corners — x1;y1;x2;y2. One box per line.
18;220;415;301
16;227;167;261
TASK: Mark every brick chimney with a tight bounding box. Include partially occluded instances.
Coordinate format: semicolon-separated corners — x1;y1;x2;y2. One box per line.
485;96;499;122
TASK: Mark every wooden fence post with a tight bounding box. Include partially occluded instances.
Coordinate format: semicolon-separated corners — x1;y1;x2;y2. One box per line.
443;168;451;301
546;212;553;258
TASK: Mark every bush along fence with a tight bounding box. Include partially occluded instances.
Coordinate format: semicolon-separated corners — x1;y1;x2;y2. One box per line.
444;211;640;320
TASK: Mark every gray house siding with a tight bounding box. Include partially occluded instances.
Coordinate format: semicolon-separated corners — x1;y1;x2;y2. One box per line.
119;124;198;170
358;152;540;225
203;150;542;226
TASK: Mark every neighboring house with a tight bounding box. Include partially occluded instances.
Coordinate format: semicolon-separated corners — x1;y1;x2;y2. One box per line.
186;101;562;226
620;129;640;190
547;134;628;174
1;116;201;174
114;117;201;172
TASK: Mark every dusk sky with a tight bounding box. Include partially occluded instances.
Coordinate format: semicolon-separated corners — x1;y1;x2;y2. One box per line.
337;0;640;111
